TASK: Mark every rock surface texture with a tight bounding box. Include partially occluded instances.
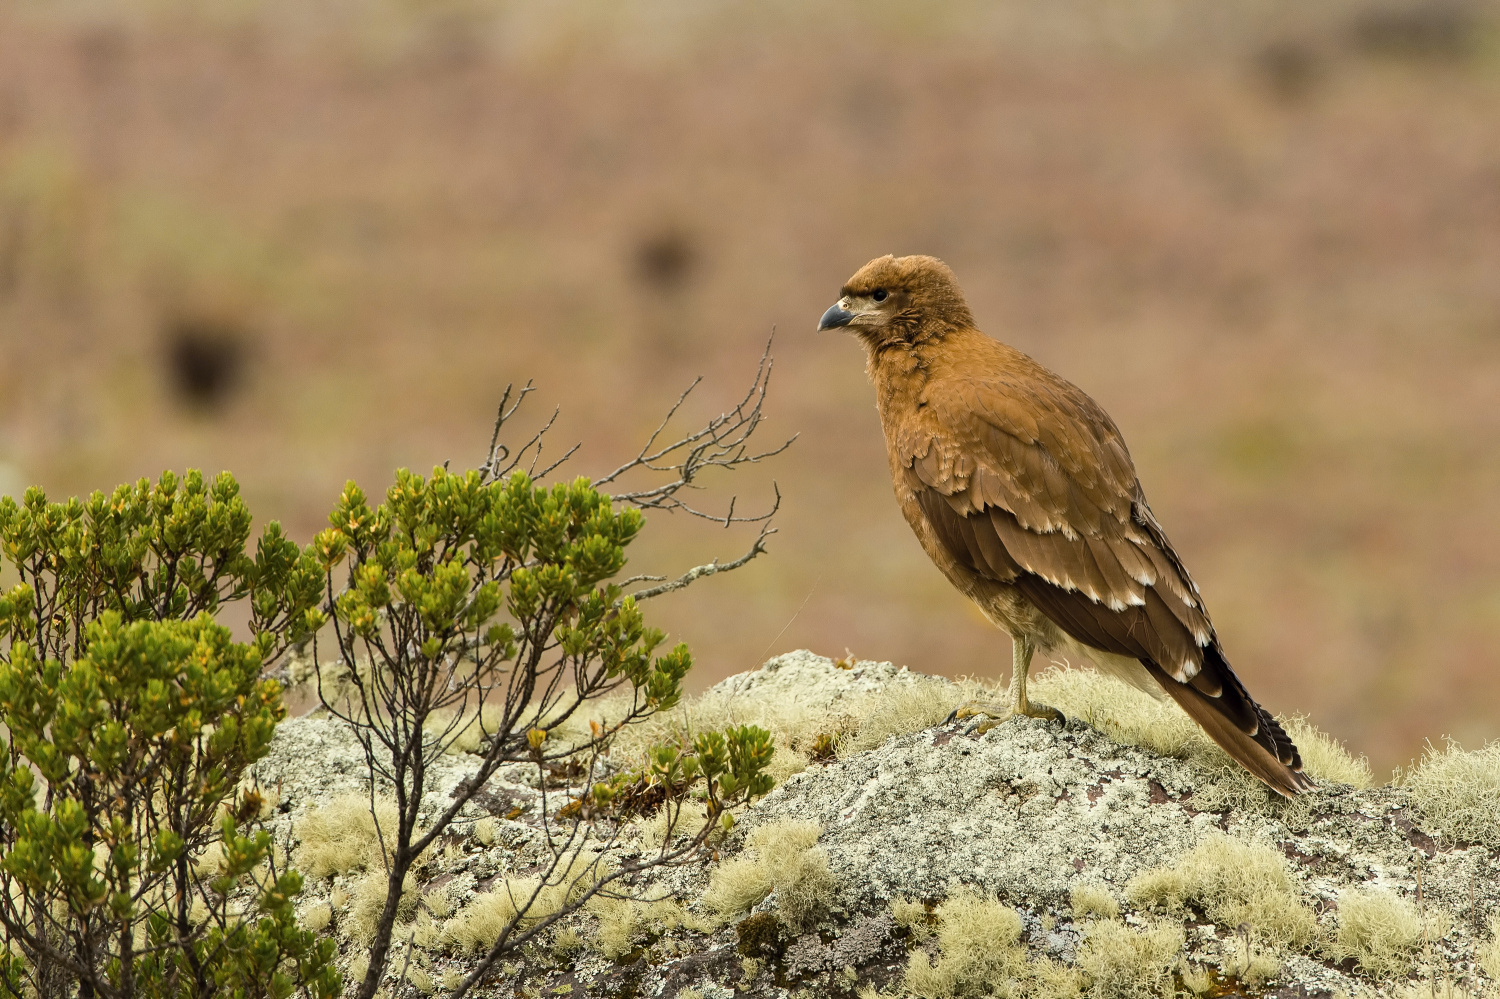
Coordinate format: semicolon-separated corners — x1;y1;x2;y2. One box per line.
257;651;1500;998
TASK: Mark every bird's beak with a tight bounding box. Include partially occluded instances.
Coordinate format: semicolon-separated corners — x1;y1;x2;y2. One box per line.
818;303;855;331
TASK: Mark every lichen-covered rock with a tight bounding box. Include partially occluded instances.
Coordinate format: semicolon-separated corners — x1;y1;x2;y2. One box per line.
709;649;938;707
258;651;1500;998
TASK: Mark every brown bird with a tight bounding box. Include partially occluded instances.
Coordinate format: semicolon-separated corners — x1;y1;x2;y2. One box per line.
818;254;1312;796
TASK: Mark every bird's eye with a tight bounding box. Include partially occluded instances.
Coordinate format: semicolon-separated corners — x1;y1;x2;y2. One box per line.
872;289;888;302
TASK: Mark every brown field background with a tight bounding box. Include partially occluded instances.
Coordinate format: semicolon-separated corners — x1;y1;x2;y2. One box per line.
2;0;1499;776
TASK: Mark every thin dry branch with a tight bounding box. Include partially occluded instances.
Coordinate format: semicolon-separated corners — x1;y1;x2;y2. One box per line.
628;507;778;602
593;334;795;525
479;381;567;484
471;336;792;603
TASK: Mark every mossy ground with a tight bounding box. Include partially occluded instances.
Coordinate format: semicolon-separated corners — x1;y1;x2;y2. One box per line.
259;651;1500;998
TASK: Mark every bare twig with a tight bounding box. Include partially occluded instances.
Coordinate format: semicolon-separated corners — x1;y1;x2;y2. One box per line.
617;573;668;587
479;381;537;482
629;509;778;602
594;333;796;525
475;334;792;599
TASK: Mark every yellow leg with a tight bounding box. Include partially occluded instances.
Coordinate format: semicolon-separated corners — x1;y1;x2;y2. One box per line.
949;635;1064;731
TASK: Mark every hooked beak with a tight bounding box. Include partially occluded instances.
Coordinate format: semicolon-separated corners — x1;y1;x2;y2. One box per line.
818;303;855;331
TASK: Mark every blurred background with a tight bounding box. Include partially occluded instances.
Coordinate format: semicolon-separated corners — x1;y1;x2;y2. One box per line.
2;0;1499;776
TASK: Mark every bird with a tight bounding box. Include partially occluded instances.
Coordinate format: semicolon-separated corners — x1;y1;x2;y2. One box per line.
817;253;1312;796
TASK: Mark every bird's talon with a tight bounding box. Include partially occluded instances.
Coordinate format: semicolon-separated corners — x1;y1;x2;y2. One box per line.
948;700;1009;730
1024;703;1066;725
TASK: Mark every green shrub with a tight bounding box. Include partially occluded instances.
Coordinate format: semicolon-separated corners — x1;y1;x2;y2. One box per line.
309;467;776;999
0;361;784;999
0;471;338;998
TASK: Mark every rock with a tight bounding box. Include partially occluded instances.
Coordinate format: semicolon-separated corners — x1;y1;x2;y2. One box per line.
259;651;1500;998
709;648;938;707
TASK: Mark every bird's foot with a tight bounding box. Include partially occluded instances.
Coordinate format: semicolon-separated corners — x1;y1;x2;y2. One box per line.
946;699;1065;733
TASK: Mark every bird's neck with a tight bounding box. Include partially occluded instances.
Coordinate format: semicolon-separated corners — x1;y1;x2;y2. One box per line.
865;327;958;425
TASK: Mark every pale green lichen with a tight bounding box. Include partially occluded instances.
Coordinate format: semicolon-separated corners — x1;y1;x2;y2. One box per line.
1281;714;1374;789
1329;887;1425;979
586;896;704;959
440;850;609;953
345;950;369;986
1068;883;1119;922
589;897;641;960
899;889;1081;999
892;898;931;932
1179;964;1215;996
423;885;453;920
345;868;419;945
422;702;509;755
1074;917;1184;999
1402;739;1500;847
439;883;534;954
1031;666;1370;796
404;965;435;994
702;819;834;930
299;901;332;934
1477;916;1500;982
551;927;585;957
1221;928;1281;988
293;794;400;879
1125;833;1316;948
835;681;966;757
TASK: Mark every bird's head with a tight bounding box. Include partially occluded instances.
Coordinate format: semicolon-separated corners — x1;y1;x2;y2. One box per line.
817;254;976;347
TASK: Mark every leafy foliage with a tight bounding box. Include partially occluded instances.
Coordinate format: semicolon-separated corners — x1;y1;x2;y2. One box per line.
0;362;783;999
0;471;338;999
310;467;776;999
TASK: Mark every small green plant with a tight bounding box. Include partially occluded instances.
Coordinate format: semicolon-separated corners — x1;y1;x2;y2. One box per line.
310;365;788;999
0;470;337;998
313;467;777;998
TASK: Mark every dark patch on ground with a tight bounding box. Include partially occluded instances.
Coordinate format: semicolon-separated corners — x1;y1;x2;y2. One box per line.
1280;840;1322;869
736;912;782;958
460;783;525;818
634;229;697;293
164;318;247;411
1387;807;1440;856
1350;0;1483;60
1254;40;1323;103
655;944;737;996
544;759;587;787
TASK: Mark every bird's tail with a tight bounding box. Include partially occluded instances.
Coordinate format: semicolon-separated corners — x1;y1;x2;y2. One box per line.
1140;655;1314;797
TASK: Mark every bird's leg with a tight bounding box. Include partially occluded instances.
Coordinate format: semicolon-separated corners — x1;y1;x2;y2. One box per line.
947;635;1065;732
1002;635;1064;724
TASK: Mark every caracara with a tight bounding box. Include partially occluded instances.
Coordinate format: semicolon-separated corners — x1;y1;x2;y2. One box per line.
818;254;1311;796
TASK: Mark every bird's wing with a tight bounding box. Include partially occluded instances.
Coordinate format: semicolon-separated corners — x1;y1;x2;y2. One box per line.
902;362;1311;795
